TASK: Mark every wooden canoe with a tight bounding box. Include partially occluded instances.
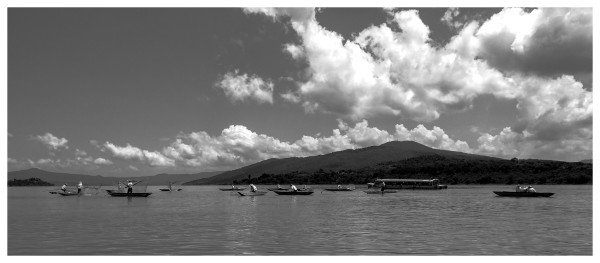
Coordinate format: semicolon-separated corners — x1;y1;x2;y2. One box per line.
219;188;246;191
57;191;80;196
273;190;314;195
493;191;554;197
108;192;152;197
237;191;267;196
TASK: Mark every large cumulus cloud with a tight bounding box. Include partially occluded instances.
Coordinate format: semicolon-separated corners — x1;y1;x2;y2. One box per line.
242;7;592;162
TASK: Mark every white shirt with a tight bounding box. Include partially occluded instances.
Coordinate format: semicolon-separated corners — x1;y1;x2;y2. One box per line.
61;185;67;190
78;182;83;189
127;182;133;188
290;185;298;191
250;184;257;192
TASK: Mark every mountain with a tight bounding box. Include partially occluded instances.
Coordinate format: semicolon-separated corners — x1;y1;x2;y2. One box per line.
7;168;222;186
580;159;592;163
185;141;499;185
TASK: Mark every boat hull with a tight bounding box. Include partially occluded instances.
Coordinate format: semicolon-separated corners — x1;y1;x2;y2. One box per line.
57;192;80;196
273;190;314;195
237;191;267;196
493;191;554;197
106;189;152;197
159;188;182;191
108;192;152;197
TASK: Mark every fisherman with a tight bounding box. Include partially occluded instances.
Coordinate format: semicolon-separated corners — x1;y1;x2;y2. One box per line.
380;181;386;193
516;184;523;192
249;184;258;192
277;184;282;189
127;180;134;194
77;181;83;194
61;183;68;192
338;184;342;189
231;185;236;190
290;184;298;192
526;186;536;193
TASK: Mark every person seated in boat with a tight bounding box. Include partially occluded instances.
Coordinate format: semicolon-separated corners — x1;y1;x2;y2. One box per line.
277;184;282;189
526;186;536;193
516;184;523;192
337;185;342;189
61;183;68;192
126;180;134;194
77;181;83;194
290;184;298;192
249;184;257;192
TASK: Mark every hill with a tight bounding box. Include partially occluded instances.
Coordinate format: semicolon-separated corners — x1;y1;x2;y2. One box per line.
7;168;222;186
185;141;499;185
234;154;592;185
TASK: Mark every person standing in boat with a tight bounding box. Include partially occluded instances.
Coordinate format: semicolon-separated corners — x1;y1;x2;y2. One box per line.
61;183;68;192
249;184;257;192
290;184;298;192
126;180;134;194
337;185;342;189
77;181;83;194
380;181;386;193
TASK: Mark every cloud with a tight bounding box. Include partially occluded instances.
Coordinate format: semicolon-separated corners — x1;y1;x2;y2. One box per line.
475;8;592;86
93;158;113;165
8;158;17;163
216;70;274;104
441;8;463;29
74;149;87;157
242;7;591;162
33;133;69;150
103;142;176;167
128;165;139;171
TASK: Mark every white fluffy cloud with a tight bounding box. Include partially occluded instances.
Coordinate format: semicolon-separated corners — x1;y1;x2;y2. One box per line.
216;70;274;104
243;7;592;162
34;133;69;150
93;158;113;165
103;142;175;167
475;8;592;84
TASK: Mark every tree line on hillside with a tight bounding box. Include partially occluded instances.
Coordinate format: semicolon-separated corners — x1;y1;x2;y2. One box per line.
233;155;592;185
8;177;54;186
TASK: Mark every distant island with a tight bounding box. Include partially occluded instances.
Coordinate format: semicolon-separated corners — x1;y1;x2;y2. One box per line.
8;177;54;186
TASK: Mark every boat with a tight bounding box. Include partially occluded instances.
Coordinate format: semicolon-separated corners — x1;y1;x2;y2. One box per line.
105;189;152;197
493;191;554;197
159;182;182;191
219;187;246;191
49;191;59;194
363;190;398;194
57;191;80;196
237;191;268;196
369;179;448;190
273;189;314;195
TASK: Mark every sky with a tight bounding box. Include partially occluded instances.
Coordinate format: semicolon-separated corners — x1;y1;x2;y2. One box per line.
5;6;594;177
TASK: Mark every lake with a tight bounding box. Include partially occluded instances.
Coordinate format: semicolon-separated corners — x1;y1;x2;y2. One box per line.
7;184;592;255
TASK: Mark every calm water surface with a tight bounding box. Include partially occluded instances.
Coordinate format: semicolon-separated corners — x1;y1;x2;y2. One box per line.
7;185;592;255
